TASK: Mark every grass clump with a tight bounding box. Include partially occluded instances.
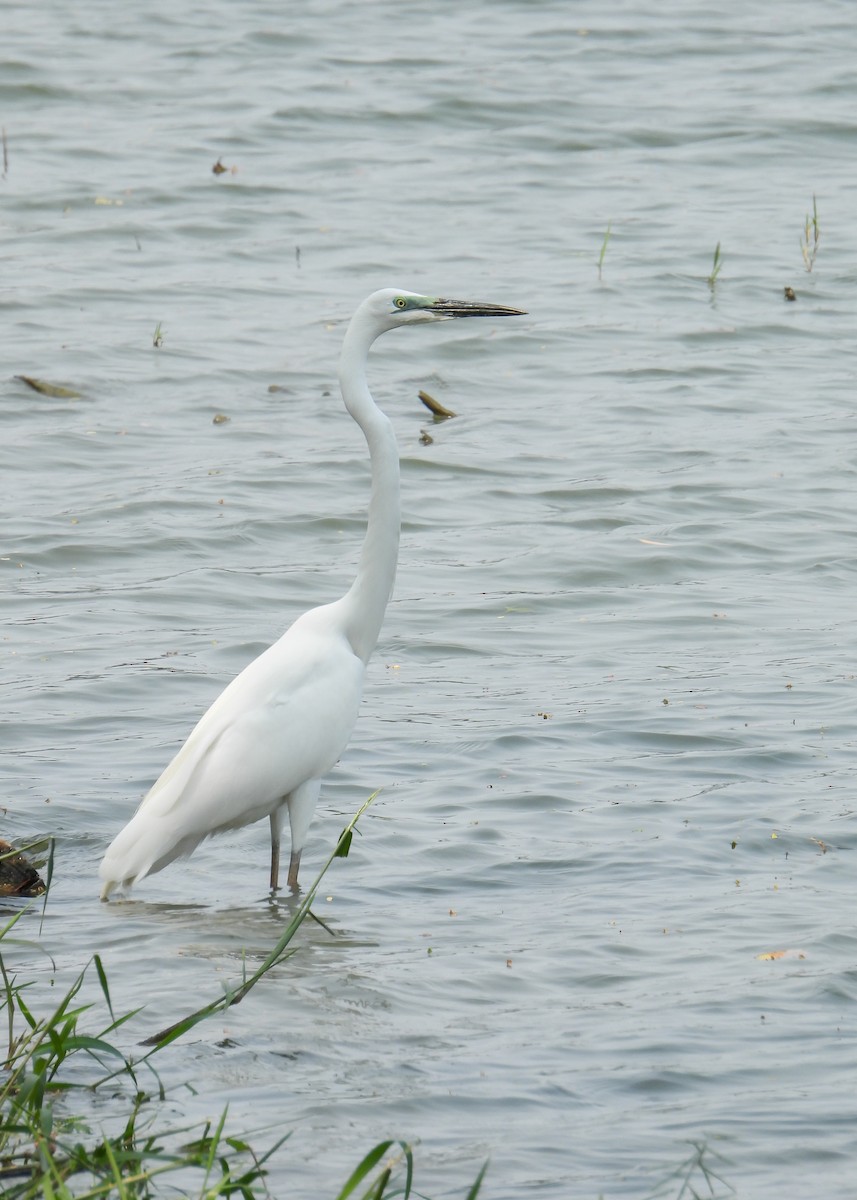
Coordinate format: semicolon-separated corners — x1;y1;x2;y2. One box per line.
0;862;290;1197
0;807;487;1198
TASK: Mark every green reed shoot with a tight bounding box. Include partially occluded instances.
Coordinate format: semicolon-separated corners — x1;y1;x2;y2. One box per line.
706;242;722;289
152;322;164;348
801;194;820;272
597;221;612;280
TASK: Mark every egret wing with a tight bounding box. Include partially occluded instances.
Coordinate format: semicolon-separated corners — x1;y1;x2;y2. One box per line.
99;618;363;889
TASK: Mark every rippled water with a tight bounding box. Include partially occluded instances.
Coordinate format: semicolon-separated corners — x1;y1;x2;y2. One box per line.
4;2;857;1196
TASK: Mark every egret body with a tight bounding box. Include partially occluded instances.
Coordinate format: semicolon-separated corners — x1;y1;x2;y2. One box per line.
99;288;524;899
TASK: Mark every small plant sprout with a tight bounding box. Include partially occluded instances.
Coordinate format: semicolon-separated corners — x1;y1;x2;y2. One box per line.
153;322;164;348
801;194;820;272
706;242;723;289
597;221;612;281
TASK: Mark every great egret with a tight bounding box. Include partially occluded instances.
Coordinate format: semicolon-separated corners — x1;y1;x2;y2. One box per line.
99;288;525;900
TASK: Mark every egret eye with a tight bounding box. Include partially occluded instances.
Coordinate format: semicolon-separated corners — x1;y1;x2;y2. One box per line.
394;297;408;309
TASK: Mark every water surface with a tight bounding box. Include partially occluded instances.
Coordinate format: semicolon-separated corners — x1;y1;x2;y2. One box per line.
3;2;857;1196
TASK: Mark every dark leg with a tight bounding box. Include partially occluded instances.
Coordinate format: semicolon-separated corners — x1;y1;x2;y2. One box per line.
269;812;281;891
287;848;301;893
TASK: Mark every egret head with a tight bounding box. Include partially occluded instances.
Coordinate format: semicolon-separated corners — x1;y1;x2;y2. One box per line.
364;287;526;332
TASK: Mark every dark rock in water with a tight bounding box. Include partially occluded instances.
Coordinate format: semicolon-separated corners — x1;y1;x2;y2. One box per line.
0;840;46;897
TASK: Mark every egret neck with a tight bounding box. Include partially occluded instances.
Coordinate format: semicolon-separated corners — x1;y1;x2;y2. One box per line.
338;309;401;664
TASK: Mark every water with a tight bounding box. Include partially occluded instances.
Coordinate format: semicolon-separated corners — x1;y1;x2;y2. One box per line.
3;1;857;1195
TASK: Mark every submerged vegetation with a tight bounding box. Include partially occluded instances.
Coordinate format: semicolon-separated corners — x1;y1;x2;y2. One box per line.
648;1139;735;1200
574;199;828;298
0;807;488;1199
597;221;612;281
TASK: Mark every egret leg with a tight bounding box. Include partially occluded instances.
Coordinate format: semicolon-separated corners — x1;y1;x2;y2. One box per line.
287;848;302;893
285;778;322;896
269;811;282;892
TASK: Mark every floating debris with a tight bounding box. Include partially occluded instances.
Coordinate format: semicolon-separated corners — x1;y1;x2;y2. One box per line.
15;375;82;399
784;286;796;301
212;158;237;176
267;384;291;394
419;429;434;445
418;389;457;420
0;840;46;897
212;413;230;425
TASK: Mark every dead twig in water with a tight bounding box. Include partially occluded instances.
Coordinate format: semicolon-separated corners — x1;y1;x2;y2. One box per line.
418;389;456;420
15;376;82;399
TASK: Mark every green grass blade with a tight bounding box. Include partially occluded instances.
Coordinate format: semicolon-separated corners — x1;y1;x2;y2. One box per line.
38;837;56;936
56;1034;128;1060
464;1159;490;1200
141;793;378;1048
92;955;115;1025
334;829;353;858
333;1140;396;1200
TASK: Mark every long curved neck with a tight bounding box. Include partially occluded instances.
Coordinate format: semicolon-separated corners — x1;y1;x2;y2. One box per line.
338;312;401;664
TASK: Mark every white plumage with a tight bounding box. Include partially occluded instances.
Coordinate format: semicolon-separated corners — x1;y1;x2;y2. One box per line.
99;287;524;899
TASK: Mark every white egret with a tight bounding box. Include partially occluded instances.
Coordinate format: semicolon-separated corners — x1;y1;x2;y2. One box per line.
99;288;525;900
